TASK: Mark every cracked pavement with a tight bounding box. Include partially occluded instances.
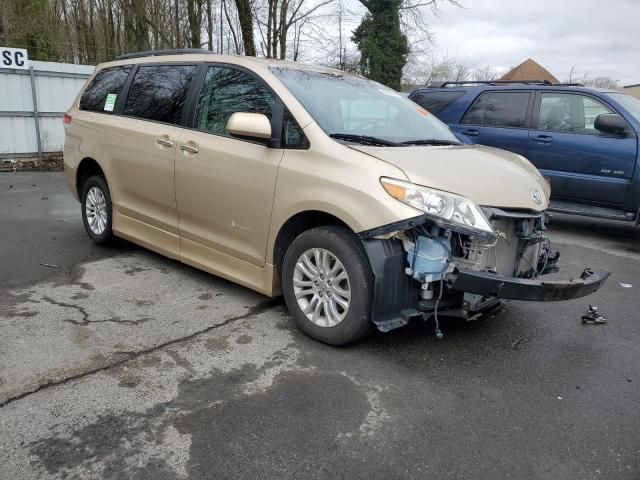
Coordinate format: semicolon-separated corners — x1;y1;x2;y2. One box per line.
1;172;639;479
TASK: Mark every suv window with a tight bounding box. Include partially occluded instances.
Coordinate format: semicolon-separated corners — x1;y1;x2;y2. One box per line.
411;91;465;115
123;65;197;125
538;93;612;134
463;91;530;128
79;66;131;113
195;66;275;136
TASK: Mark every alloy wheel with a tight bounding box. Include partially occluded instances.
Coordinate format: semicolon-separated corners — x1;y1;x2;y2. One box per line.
293;248;351;327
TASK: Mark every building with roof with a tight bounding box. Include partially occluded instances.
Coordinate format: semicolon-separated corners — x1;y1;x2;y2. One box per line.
500;58;559;84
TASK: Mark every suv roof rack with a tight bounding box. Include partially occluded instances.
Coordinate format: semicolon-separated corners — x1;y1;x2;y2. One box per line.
116;49;212;60
426;80;584;88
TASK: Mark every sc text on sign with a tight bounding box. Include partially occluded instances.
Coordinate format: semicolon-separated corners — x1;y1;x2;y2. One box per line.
1;47;29;70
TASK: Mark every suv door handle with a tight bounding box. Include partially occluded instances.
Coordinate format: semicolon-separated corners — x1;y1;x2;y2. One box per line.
531;135;553;144
461;128;479;137
156;135;175;148
180;142;199;154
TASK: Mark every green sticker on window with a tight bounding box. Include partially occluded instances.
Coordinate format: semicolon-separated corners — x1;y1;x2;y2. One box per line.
104;93;117;112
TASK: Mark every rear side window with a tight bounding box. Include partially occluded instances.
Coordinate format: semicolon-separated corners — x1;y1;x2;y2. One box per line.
195;65;275;136
123;65;197;125
79;66;131;113
462;91;531;128
411;91;465;115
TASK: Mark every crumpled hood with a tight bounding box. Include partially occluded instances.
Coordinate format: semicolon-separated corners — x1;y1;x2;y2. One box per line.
349;144;550;211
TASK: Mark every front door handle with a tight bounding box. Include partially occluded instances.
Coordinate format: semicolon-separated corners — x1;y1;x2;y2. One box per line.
462;128;479;137
531;135;553;144
180;142;199;154
156;135;175;148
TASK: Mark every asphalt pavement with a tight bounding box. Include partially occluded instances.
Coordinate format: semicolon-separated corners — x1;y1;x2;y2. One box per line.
1;172;638;479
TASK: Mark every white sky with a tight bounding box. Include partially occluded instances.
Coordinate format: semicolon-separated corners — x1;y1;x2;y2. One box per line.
424;0;640;85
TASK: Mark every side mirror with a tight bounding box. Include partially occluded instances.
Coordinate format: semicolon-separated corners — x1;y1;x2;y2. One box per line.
226;112;272;142
594;113;627;135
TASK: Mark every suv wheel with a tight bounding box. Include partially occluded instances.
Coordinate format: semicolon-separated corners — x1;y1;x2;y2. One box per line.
282;226;373;345
81;175;114;246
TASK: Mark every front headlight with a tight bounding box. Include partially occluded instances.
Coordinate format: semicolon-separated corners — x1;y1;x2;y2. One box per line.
381;177;495;237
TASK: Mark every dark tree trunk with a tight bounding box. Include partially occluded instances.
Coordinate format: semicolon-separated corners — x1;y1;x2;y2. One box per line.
186;0;203;48
206;0;213;50
235;0;256;56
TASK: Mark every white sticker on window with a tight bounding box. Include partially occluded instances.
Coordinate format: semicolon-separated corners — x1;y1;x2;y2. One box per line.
104;93;117;112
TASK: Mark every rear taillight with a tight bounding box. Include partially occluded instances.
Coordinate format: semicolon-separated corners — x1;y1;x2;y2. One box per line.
63;114;72;127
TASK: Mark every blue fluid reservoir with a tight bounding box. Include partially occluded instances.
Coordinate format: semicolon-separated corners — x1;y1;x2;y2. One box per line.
405;236;451;281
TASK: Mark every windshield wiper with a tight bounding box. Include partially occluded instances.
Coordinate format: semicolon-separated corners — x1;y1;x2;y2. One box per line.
329;133;402;147
401;139;461;146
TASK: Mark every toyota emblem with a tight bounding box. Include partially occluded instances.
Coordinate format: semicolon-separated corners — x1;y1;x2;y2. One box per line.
531;189;544;205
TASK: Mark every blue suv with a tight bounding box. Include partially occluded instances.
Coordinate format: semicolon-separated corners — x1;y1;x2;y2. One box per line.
409;81;640;222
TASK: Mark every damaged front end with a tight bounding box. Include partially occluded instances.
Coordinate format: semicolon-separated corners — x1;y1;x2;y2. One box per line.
360;208;609;333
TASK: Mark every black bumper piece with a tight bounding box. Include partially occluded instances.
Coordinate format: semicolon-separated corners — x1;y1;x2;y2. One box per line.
362;238;421;332
450;268;610;302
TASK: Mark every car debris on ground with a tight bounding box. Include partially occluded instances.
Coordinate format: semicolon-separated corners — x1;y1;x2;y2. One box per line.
581;305;607;325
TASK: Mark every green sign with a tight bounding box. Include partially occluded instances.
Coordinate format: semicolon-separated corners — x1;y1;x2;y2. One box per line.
104;93;117;112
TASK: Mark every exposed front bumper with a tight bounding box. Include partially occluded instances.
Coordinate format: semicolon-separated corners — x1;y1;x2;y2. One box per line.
450;268;610;302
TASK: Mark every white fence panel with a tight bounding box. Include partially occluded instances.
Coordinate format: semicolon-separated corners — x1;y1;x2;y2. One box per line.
0;71;33;111
0;117;35;154
0;60;94;158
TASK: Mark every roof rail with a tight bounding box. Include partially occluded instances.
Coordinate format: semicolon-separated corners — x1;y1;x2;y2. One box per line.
426;80;584;88
427;80;553;88
116;49;211;60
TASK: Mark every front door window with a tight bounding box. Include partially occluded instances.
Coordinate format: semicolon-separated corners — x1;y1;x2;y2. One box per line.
195;66;275;136
538;93;612;134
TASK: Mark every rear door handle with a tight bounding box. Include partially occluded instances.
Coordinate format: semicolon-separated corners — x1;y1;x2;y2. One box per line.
531;135;553;144
461;129;479;137
156;135;175;148
180;142;199;154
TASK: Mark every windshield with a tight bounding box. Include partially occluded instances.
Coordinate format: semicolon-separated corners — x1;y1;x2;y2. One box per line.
270;67;460;145
607;92;640;123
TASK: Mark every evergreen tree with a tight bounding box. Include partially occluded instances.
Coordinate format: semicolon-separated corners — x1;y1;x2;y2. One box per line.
7;0;57;61
352;0;409;91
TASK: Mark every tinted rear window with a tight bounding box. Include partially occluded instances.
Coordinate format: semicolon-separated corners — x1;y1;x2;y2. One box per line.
463;91;531;128
79;66;131;113
123;65;198;125
411;91;465;115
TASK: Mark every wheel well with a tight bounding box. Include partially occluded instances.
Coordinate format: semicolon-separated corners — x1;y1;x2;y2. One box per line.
76;158;104;196
273;211;351;276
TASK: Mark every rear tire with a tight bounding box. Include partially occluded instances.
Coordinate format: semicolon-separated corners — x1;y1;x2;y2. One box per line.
282;225;374;346
80;175;115;246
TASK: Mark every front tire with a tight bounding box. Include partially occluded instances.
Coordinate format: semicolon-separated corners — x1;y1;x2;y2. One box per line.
80;175;114;246
282;226;374;346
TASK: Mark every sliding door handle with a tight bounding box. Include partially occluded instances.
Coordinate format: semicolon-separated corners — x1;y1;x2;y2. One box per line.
156;136;175;148
180;142;199;154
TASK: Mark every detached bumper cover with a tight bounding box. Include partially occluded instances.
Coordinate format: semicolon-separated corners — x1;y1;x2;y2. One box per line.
450;268;610;302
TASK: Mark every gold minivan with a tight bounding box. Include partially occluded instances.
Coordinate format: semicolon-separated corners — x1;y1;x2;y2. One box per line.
64;50;609;345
